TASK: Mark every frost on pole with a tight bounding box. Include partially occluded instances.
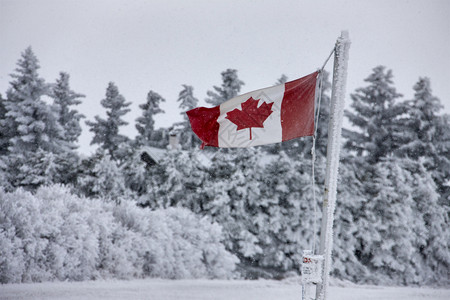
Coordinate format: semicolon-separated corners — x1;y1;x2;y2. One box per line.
315;31;351;300
302;250;324;300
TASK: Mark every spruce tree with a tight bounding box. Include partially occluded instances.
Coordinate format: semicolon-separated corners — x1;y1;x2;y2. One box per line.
433;114;450;204
159;150;208;210
402;159;450;285
332;161;368;281
0;93;11;189
341;69;449;285
135;90;165;147
206;69;245;106
135;159;167;208
4;47;65;189
215;148;264;273
206;148;238;181
86;82;131;161
354;158;418;284
178;84;198;117
396;77;450;205
16;150;59;188
177;84;199;149
344;66;403;164
5;47;63;154
256;151;320;276
353;157;449;285
51;72;85;149
0;93;9;156
77;152;129;203
47;72;86;185
398;79;450;284
116;142;143;197
396;77;442;158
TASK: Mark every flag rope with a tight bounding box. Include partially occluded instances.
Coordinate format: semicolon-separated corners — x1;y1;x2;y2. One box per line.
321;46;335;73
310;74;321;254
311;47;335;254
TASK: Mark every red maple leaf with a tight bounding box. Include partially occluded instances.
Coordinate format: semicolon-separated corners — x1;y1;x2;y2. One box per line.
225;97;274;140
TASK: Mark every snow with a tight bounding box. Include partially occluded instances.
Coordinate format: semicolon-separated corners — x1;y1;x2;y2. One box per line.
0;278;448;300
140;145;168;163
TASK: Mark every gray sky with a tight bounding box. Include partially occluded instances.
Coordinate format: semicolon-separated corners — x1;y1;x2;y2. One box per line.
1;0;449;154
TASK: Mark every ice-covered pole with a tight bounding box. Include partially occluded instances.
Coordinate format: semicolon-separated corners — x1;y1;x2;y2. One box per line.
315;31;350;300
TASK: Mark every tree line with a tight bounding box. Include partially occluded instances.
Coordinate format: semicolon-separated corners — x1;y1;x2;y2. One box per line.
0;47;449;285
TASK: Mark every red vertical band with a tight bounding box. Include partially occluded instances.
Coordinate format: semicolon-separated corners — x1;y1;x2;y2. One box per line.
186;106;220;148
281;71;318;141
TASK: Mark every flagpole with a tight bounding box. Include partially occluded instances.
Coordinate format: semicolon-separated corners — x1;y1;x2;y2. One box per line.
315;31;350;300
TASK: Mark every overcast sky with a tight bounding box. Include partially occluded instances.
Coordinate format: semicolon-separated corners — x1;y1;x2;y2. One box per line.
1;0;449;154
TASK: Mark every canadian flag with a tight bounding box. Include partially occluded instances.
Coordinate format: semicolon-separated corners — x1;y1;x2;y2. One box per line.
187;71;319;148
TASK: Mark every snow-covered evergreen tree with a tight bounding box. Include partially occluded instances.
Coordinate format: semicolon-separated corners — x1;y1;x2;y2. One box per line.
177;85;199;149
393;79;450;283
206;69;245;106
0;159;10;192
0;94;9;188
200;149;239;255
5;47;63;154
78;152;129;203
135;90;165;147
255;151;320;277
16;150;60;189
50;72;85;149
433;114;450;204
0;93;10;156
47;72;86;185
354;159;416;284
344;66;403;164
351;157;448;285
121;147;151;197
178;84;198;117
3;47;65;190
135;159;168;208
207;148;265;276
86;82;131;161
158;150;208;210
401;159;450;285
338;69;449;285
396;77;450;207
332;160;369;281
206;148;238;181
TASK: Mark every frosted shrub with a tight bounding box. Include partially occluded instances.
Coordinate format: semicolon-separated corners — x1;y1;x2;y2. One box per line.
0;185;237;283
0;228;25;283
153;207;238;279
113;201;238;279
0;188;54;282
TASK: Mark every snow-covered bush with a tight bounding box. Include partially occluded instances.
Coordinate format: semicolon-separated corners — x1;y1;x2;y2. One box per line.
0;185;237;283
113;201;238;279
